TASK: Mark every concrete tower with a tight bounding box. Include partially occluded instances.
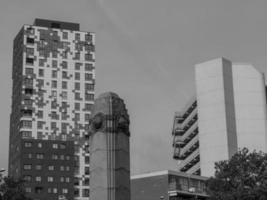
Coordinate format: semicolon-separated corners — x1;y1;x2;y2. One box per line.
90;92;131;200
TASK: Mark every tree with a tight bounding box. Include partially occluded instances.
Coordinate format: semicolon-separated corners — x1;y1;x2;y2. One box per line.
207;148;267;200
0;177;32;200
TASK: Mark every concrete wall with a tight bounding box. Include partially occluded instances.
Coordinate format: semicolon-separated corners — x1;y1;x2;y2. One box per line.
232;64;267;152
195;58;238;177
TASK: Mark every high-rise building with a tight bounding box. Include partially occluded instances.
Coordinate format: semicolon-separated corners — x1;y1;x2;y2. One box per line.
9;19;95;200
172;58;267;177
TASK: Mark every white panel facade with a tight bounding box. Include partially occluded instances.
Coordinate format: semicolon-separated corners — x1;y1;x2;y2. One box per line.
232;64;267;152
195;58;237;177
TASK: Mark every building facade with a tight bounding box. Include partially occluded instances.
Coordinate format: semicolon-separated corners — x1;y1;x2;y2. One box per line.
131;170;209;200
9;19;95;200
172;58;267;177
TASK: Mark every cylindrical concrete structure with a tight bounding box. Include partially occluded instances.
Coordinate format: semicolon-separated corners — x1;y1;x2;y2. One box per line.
89;92;130;200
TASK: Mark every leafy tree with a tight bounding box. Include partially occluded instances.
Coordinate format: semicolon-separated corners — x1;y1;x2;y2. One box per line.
0;177;32;200
207;148;267;200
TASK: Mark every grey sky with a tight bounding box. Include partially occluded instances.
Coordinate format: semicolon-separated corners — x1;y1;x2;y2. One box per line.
1;0;267;175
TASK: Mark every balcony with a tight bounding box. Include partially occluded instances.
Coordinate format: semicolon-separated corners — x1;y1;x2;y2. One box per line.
178;148;199;171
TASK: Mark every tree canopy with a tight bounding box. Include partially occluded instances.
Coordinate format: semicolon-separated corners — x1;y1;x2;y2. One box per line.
207;148;267;200
0;177;32;200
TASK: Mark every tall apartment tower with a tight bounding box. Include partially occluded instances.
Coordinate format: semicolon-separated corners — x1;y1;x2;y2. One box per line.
172;58;267;177
9;19;95;200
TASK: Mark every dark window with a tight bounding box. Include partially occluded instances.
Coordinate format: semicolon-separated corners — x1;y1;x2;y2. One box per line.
25;88;33;95
26;37;34;44
85;93;94;101
85;73;93;80
62;81;67;89
85;63;93;71
51;23;60;28
75;73;80;80
26;58;34;65
39;69;44;77
85;83;94;91
63;32;68;39
75;82;80;90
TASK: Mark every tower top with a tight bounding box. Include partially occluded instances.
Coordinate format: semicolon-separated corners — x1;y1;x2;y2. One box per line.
33;18;80;31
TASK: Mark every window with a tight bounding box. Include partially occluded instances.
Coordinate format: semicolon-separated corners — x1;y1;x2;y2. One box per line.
83;178;89;186
85;83;94;91
24;164;32;170
85;114;90;121
48;166;54;171
52;91;57;97
37;121;43;129
24;99;32;106
85;73;93;80
53;188;58;194
51;101;57;109
25;187;32;193
60;177;64;182
38;79;44;87
62;112;68;120
85;93;94;101
51;111;57;119
75;52;80;59
63;32;68;39
25;68;34;75
26;48;34;55
62;81;67;89
36;154;44;159
26;37;34;44
35;165;42;170
75;72;80;80
62;51;68;59
61;123;68;132
52;51;57;58
85;63;93;71
75;82;80;90
85;53;92;61
75;113;80;120
60;166;64;171
85;167;90;175
24;175;32;182
37;143;42;148
60;144;66;149
37;110;43;118
52;143;58;149
35;176;41;182
75;93;80;100
22;131;32;138
35;187;43;194
85;156;90;164
52;60;57;68
75;103;80;110
38;69;44;77
37;132;42;139
47;177;54;182
85;34;92;41
48;188;52;193
62;91;67;99
51;80;57;88
85;103;93;111
24;88;33;95
51;122;57;129
83;189;90;197
26;57;34;65
39;59;45;67
22;121;32;128
62;71;67;79
52;154;58;160
75;33;80;40
75;63;81;70
27;153;33;159
65;177;70;183
52;70;57;78
62;188;68;194
62;61;67;69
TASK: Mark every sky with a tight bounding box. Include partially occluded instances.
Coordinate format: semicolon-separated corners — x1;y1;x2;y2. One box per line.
1;0;267;175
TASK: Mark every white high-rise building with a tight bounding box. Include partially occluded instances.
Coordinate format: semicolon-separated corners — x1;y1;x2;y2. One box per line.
172;58;267;177
9;19;95;200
